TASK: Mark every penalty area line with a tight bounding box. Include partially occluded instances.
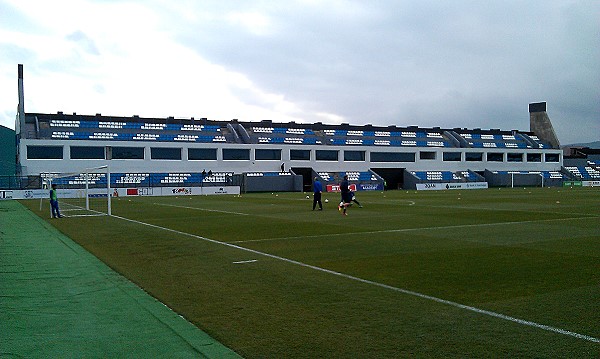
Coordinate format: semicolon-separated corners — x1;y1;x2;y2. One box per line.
110;213;599;344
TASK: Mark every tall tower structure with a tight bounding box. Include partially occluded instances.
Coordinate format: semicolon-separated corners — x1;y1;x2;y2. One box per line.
16;64;25;134
529;102;560;148
16;64;25;176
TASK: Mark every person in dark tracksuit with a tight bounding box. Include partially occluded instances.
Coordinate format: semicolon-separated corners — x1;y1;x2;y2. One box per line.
338;175;352;216
49;184;63;218
312;177;323;211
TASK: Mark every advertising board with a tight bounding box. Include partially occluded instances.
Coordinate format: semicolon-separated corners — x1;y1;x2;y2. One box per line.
326;184;357;192
416;182;488;191
582;181;600;187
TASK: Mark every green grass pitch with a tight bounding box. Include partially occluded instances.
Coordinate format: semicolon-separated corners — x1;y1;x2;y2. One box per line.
23;187;600;358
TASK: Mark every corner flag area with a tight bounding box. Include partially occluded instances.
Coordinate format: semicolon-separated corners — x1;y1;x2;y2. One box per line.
0;200;240;358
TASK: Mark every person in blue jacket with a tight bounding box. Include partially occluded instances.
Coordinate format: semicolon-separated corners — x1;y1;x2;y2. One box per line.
312;177;323;211
49;184;63;218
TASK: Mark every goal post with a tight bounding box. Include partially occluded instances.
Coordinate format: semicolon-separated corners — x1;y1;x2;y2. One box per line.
42;165;112;217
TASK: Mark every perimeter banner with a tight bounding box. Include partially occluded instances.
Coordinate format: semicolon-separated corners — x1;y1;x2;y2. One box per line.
112;186;240;197
7;186;241;199
326;184;357;192
0;190;13;200
582;181;600;187
416;182;488;191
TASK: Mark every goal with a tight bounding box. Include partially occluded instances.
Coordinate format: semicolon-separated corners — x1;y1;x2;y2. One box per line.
42;165;112;217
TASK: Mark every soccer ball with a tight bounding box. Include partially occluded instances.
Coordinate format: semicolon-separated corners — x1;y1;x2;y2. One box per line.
306;195;310;199
325;199;329;203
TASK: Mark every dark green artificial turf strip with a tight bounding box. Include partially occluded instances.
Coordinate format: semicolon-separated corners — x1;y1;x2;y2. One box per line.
22;187;600;358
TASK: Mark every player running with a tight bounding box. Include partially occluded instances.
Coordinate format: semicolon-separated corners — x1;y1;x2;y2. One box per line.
349;190;363;208
338;175;352;215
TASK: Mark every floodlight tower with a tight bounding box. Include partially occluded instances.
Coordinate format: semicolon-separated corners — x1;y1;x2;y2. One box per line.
16;64;25;176
529;102;560;148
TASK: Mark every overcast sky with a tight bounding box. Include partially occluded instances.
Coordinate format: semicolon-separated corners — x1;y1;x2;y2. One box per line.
1;0;598;145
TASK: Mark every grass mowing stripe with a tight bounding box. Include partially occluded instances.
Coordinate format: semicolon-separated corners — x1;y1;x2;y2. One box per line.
420;204;600;217
232;215;600;244
154;202;250;216
111;213;600;344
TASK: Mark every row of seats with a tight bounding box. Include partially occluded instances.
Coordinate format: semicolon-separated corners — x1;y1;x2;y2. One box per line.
246;172;291;177
257;137;321;145
469;142;529;148
323;129;444;138
51;120;222;132
410;171;484;182
329;139;450;147
412;171;461;181
493;171;564;179
49;119;556;150
564;166;600;179
48;172;234;186
528;135;550;148
460;132;553;149
344;171;379;182
52;131;227;143
316;171;378;182
251;127;315;135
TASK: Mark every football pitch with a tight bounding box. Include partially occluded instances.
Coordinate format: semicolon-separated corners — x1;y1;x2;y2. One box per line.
24;187;600;357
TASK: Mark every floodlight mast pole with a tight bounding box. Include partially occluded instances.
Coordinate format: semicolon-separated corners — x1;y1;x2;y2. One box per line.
85;170;90;210
107;166;111;216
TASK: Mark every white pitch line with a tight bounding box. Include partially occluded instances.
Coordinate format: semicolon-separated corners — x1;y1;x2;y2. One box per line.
232;259;258;264
232;215;600;244
110;213;599;344
154;203;250;216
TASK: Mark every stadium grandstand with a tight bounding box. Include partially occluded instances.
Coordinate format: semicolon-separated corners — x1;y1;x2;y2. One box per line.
9;64;598;194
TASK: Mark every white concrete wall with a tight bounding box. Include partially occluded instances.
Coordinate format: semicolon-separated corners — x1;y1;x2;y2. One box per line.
19;138;563;176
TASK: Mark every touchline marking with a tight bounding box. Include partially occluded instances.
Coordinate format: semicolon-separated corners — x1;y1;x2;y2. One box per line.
154;203;250;216
232;215;600;244
111;214;600;344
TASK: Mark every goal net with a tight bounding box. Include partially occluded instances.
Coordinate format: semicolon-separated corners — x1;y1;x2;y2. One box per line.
42;165;112;217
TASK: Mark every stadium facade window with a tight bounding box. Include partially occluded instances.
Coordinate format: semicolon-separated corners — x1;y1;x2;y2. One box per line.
419;151;436;160
545;153;560;162
316;150;338;161
223;148;250;160
527;153;542;162
255;149;282;161
370;152;415;162
111;147;144;160
290;149;310;161
344;150;365;162
27;145;63;159
188;148;217;160
507;153;523;162
443;152;461;161
486;152;503;162
151;147;181;160
465;152;483;162
70;146;105;160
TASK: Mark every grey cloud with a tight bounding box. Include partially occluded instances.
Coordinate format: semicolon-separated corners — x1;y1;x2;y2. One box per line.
66;30;101;56
139;1;600;143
